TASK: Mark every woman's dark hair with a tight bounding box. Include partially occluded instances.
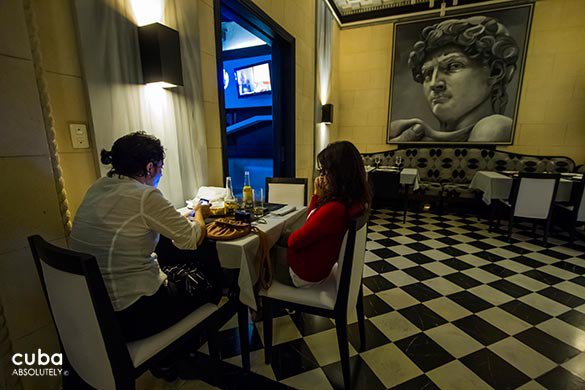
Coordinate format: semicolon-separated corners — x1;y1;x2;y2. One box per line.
317;141;371;208
100;131;165;178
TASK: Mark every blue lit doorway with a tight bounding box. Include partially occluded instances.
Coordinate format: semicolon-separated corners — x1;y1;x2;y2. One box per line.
214;0;295;196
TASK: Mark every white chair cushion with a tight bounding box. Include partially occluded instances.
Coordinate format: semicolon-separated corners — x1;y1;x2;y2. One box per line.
259;266;338;310
127;303;218;367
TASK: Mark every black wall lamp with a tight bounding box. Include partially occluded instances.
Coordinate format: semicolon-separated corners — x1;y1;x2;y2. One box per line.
138;23;183;88
320;103;333;124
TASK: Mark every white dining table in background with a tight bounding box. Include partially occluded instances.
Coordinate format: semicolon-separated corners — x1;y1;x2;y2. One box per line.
399;168;421;191
470;171;573;205
367;166;421;191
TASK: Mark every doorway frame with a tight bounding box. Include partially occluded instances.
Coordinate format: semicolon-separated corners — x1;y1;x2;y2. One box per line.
213;0;296;182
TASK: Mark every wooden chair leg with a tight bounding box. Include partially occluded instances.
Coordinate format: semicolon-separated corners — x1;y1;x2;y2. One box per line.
489;202;496;232
403;185;409;224
237;303;250;370
208;330;220;360
356;286;366;351
336;314;351;390
262;298;273;365
570;219;577;246
544;217;552;245
508;215;514;242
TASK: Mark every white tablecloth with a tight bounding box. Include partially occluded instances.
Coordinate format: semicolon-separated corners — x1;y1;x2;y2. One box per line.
177;207;308;310
400;168;421;191
371;167;421;191
470;171;573;205
215;208;306;310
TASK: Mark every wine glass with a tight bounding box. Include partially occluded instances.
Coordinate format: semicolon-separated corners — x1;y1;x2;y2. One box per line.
395;156;404;169
374;156;382;168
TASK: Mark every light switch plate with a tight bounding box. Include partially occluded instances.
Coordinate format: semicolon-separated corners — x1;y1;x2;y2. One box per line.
69;123;90;149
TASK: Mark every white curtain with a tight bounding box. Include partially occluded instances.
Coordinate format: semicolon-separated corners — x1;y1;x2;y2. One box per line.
317;0;332;107
74;0;208;207
315;0;334;162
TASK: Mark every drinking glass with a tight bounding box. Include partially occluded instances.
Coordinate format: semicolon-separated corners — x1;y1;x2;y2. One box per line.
253;188;265;217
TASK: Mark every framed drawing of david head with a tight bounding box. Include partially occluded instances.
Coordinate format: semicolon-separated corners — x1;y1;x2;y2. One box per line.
387;3;533;145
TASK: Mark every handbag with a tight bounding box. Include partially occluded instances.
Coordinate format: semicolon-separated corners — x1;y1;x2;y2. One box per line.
156;237;223;303
163;263;215;297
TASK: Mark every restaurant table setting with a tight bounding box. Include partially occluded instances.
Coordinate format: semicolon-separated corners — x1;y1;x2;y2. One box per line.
365;165;420;191
179;195;306;310
469;170;576;205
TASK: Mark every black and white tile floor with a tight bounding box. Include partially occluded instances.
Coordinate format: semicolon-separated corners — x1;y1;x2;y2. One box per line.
140;210;585;389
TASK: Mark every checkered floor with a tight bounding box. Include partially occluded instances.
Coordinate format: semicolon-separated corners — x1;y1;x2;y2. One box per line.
150;209;585;389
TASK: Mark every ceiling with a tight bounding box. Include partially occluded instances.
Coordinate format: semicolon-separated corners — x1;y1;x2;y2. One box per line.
325;0;524;27
221;21;267;51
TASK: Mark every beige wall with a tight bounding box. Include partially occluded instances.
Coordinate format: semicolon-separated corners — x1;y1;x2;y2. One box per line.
0;0;75;388
35;0;98;217
502;0;585;163
335;0;585;165
337;22;393;153
204;0;317;186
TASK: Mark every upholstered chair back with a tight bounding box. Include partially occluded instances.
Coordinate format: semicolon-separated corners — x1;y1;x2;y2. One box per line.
335;212;369;318
28;236;124;390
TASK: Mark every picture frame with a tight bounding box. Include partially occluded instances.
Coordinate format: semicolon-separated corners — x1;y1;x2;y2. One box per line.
387;3;534;145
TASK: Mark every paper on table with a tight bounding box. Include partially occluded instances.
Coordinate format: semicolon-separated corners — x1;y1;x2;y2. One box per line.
271;205;296;216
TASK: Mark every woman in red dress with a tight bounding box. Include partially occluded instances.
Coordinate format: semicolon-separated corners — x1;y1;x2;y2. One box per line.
275;141;371;287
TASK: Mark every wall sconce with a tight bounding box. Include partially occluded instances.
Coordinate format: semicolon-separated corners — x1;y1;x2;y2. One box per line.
320;103;333;124
138;23;183;88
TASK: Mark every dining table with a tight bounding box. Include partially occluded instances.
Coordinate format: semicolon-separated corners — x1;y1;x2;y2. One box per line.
214;208;306;310
469;171;575;205
179;205;307;310
367;166;420;222
365;166;420;191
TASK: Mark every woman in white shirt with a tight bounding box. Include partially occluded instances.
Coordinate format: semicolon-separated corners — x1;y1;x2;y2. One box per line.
70;132;220;342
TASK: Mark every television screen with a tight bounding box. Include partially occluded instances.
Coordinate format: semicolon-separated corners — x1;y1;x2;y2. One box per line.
234;61;271;98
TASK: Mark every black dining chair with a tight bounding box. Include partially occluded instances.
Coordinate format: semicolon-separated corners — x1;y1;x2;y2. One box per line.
553;174;585;244
493;173;560;244
28;235;222;389
259;212;369;390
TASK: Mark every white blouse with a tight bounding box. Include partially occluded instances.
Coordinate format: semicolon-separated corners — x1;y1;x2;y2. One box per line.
70;175;201;311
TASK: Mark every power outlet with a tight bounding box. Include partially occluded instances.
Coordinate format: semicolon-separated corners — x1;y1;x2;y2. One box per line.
69;123;90;149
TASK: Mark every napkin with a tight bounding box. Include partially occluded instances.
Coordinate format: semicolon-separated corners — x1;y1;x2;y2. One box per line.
194;186;228;202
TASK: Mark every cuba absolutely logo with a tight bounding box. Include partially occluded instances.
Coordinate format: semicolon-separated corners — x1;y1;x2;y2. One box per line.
11;350;68;377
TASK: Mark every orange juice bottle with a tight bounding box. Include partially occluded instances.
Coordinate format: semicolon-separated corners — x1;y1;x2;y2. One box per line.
242;171;253;211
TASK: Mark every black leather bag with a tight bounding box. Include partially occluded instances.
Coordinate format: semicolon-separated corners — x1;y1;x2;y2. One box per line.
156;236;223;304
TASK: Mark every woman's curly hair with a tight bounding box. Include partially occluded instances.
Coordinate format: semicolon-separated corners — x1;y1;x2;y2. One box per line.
408;16;520;115
317;141;371;208
100;131;165;178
